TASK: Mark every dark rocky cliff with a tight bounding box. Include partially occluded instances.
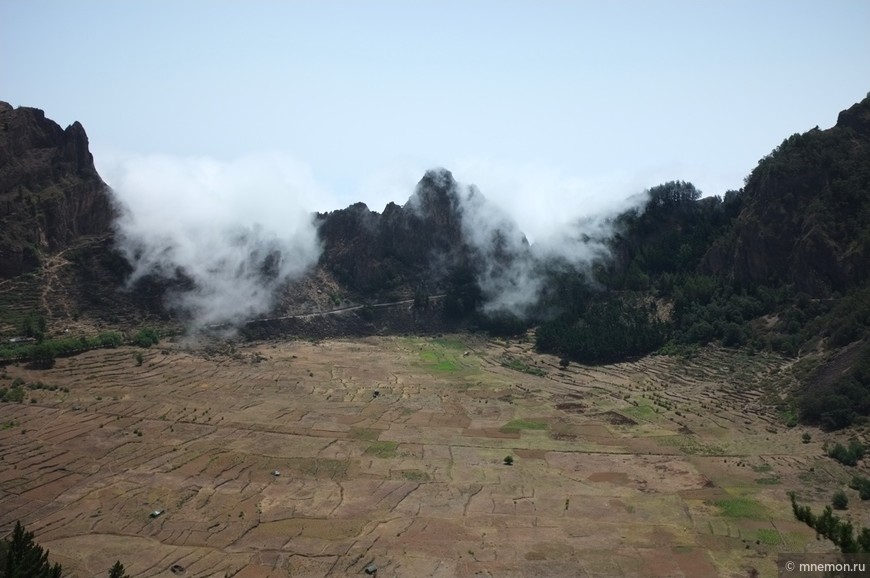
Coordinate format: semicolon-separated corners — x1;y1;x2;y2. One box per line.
703;95;870;296
0;101;114;277
316;169;473;297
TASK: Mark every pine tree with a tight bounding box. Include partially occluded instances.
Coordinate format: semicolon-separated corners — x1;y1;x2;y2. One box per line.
108;560;131;578
1;521;63;578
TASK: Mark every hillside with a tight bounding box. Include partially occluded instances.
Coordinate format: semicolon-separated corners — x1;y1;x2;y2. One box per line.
705;96;870;295
1;96;870;430
546;94;870;429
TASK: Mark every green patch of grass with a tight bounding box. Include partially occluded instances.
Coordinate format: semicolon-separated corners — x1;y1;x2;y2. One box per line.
365;441;398;458
756;528;780;545
349;428;381;441
713;496;767;520
776;407;798;427
751;463;773;473
420;350;438;363
500;355;546;377
419;349;460;372
623;404;656;420
401;469;430;482
433;360;459;372
500;419;548;434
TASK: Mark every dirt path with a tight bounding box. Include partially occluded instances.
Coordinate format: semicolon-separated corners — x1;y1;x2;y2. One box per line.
248;294;447;324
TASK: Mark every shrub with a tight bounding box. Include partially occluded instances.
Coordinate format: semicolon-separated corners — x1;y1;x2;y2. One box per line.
133;328;160;348
828;440;866;466
833;490;849;510
849;476;870;500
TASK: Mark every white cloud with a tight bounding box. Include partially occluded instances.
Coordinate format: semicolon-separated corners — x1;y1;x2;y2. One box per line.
99;152;324;329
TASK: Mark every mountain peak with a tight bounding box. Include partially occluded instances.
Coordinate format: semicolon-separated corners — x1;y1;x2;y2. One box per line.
0;103;112;277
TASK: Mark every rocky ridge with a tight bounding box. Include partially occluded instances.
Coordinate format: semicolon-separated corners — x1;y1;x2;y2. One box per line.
0;101;113;278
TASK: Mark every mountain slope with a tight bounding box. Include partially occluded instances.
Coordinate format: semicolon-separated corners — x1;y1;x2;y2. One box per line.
0;101;113;278
704;95;870;295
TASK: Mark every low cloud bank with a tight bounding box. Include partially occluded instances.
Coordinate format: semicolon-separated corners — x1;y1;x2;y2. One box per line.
102;153;649;328
102;152;323;329
410;166;648;318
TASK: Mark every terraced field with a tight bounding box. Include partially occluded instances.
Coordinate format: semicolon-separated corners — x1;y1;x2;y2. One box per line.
0;334;862;577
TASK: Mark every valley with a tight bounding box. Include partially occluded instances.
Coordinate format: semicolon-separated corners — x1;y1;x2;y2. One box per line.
0;334;854;577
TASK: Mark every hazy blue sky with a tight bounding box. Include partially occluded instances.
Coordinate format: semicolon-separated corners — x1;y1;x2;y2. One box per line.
3;1;869;219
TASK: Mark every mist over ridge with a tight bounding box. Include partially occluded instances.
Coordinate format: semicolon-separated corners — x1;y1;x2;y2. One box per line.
103;153;324;329
102;152;651;329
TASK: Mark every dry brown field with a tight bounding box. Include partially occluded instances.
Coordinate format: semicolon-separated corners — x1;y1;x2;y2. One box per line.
1;334;865;577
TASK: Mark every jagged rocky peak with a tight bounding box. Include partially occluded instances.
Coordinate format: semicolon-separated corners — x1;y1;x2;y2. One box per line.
404;168;463;222
315;169;473;296
0;102;113;278
0;102;98;177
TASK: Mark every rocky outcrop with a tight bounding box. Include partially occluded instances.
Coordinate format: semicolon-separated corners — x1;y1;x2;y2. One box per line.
703;95;870;296
316;169;473;297
0;101;114;277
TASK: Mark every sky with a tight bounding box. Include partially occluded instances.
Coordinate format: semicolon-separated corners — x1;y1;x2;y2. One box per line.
2;1;869;230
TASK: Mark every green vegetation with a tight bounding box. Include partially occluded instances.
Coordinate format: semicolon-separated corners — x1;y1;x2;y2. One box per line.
791;493;870;553
523;97;870;426
536;294;667;365
133;327;160;348
108;561;131;578
418;343;462;373
499;355;546;376
0;521;63;577
349;427;381;441
713;496;767;520
18;310;46;342
833;490;849;510
827;440;865;466
401;469;430;482
0;385;25;403
799;344;870;430
503;455;514;466
365;441;398;458
0;331;122;366
756;528;780;546
849;476;870;500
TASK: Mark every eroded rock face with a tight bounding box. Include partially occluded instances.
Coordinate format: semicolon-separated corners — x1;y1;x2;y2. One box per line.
316;169;472;296
0;101;114;277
